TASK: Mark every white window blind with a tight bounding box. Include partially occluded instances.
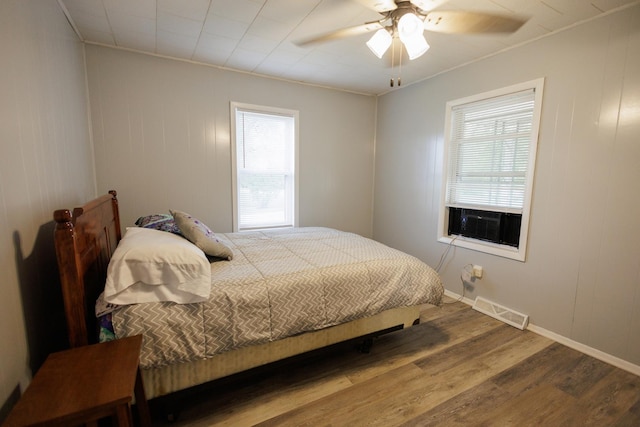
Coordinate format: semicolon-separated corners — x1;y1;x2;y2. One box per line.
235;108;296;231
445;89;535;213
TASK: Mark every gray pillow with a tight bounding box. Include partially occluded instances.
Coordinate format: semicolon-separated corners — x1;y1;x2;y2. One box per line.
171;210;233;260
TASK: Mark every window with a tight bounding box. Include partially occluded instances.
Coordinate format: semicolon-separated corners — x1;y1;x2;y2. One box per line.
231;102;298;232
438;79;544;261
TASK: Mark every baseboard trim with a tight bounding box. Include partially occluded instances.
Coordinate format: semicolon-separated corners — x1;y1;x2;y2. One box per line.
526;324;640;377
443;289;640;377
444;289;475;306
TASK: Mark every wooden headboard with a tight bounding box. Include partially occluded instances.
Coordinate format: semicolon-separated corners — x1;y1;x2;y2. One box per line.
53;191;122;348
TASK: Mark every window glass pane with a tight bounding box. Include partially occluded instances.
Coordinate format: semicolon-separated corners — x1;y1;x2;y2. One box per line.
238;172;290;228
446;89;534;212
237;111;293;172
234;107;296;230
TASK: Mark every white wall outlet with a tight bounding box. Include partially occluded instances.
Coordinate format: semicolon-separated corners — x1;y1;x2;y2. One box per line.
472;265;483;278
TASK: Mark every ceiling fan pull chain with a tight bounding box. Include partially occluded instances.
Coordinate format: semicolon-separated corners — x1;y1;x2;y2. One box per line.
398;41;403;86
390;35;396;87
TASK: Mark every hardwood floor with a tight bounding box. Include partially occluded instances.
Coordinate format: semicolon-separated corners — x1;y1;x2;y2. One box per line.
149;297;640;426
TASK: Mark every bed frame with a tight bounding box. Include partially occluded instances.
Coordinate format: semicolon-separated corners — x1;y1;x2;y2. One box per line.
53;191;422;399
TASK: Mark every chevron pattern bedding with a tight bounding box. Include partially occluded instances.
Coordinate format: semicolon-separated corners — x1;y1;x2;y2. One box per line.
111;227;443;369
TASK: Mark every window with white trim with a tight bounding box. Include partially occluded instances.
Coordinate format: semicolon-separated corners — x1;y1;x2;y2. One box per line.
231;102;298;232
438;79;544;261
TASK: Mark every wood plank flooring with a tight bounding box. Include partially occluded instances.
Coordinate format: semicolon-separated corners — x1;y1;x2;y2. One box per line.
149;297;640;426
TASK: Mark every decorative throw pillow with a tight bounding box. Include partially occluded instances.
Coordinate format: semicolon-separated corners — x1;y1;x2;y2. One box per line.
135;213;182;235
171;210;234;260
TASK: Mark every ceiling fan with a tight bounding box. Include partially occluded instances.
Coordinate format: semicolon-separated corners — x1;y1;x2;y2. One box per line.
295;0;527;86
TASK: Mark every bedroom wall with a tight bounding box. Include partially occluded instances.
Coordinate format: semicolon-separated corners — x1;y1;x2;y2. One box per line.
84;46;377;238
373;5;640;368
0;0;95;417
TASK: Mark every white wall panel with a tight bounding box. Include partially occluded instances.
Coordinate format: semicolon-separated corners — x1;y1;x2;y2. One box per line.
374;4;640;366
85;47;377;238
0;0;94;409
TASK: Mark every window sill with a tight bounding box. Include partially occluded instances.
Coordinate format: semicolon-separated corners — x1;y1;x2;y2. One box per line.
438;235;526;262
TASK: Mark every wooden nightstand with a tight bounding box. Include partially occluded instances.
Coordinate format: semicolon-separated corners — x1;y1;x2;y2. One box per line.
4;335;151;427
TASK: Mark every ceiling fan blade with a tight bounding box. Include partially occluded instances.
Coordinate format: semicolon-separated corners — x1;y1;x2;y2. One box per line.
352;0;398;13
294;22;384;47
409;0;450;13
424;11;527;34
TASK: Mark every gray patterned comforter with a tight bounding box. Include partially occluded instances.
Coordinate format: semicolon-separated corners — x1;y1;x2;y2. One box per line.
111;227;443;369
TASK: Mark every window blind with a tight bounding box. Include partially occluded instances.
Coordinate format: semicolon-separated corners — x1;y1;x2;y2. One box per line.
235;109;295;230
445;89;535;212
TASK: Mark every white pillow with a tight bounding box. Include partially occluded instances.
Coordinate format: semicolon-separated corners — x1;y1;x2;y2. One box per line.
104;227;212;305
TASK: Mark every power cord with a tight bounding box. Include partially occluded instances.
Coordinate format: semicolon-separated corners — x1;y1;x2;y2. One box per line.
435;235;457;273
444;263;472;304
435;236;468;305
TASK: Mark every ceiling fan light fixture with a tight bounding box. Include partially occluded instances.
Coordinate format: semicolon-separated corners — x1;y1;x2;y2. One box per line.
398;12;423;41
366;28;392;58
403;33;429;60
397;12;429;60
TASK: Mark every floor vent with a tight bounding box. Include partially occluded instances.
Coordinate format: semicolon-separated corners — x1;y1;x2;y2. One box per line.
472;296;529;330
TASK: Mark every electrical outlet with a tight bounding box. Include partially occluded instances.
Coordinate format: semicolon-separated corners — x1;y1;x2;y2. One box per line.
472;265;483;278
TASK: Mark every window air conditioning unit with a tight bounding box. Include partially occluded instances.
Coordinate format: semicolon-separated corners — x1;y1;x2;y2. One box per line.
448;208;521;247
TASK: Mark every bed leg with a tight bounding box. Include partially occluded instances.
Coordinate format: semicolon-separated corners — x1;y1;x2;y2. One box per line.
356;337;374;354
153;401;180;423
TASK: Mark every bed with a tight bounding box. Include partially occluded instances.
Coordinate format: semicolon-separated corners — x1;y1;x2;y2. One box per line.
53;191;443;399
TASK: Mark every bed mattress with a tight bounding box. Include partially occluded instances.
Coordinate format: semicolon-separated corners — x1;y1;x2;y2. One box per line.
111;227;443;369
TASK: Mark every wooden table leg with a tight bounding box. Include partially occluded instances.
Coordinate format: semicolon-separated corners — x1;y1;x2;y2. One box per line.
135;368;152;427
115;404;132;426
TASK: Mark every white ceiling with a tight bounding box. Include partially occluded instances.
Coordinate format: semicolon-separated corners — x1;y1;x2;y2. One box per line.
59;0;639;95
